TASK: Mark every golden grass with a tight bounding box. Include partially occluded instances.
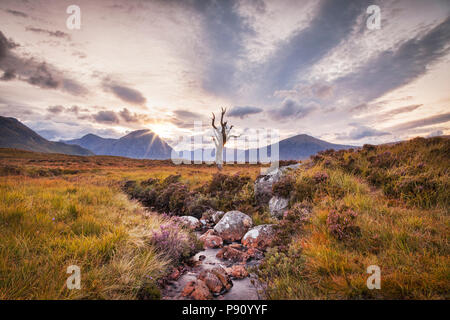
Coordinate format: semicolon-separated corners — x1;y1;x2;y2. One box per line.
0;167;187;299
258;164;449;300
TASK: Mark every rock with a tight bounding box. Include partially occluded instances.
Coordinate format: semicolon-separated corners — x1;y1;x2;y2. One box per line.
198;255;206;261
216;245;249;262
168;268;181;281
254;169;282;204
212;211;225;224
242;224;275;250
213;210;253;242
269;196;289;218
247;247;264;260
179;216;201;230
198;270;225;294
210;266;233;291
254;164;301;204
199;230;223;249
225;265;249;279
181;279;212;300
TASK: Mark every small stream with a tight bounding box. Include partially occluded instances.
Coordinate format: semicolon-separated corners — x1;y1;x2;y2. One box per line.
163;236;262;300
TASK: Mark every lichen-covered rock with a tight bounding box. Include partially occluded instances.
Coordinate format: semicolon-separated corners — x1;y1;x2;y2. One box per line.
213;210;253;242
216;245;249;262
179;216;201;230
198;270;225;295
269;196;289;218
225;265;249;279
242;224;275;250
181;279;212;300
199;229;223;249
210;266;233;291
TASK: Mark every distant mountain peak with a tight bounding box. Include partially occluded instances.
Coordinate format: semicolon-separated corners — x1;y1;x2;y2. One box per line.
64;128;172;160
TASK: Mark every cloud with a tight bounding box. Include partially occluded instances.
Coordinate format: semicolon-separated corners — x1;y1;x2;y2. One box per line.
92;110;120;124
172;109;203;119
270;99;315;120
379;104;423;119
26;63;59;88
259;0;370;94
0;69;15;81
339;125;390;140
119;108;139;123
103;82;147;105
25;27;71;40
227;106;262;118
335;17;450;109
5;9;28;18
47;105;64;114
0;31;88;96
389;112;450;131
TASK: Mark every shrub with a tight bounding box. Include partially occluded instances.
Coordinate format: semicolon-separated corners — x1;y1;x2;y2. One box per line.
207;173;251;196
272;175;295;198
313;171;329;184
326;205;360;241
274;201;312;247
150;220;199;262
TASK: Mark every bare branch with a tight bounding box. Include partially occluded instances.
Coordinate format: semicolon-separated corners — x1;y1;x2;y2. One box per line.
211;112;217;129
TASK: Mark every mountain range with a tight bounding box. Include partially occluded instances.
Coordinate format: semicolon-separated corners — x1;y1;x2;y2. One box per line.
0;116;93;156
174;134;353;162
0;116;353;160
63;130;173;160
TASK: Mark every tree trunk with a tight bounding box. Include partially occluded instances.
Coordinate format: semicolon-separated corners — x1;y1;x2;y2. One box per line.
215;139;224;170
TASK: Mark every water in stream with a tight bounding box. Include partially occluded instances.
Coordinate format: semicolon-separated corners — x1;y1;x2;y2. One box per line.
163;243;262;300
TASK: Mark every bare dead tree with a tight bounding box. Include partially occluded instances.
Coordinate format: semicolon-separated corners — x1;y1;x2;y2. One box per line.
211;107;237;170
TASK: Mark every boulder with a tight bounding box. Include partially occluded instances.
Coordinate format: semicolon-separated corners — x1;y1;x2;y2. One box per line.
179;216;201;230
212;211;225;224
242;224;275;250
225;265;249;279
198;270;225;295
210;266;233;291
199;230;223;249
254;168;282;204
216;245;249;262
213;210;253;242
181;279;212;300
269;196;289;218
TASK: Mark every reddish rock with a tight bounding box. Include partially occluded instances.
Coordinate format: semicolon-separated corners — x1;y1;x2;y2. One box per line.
199;229;223;249
198;270;224;294
225;265;249;279
210;266;233;291
181;279;212;300
216;245;249;262
242;224;275;250
246;247;264;260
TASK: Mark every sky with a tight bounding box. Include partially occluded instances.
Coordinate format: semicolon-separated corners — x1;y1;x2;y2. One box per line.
0;0;449;150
